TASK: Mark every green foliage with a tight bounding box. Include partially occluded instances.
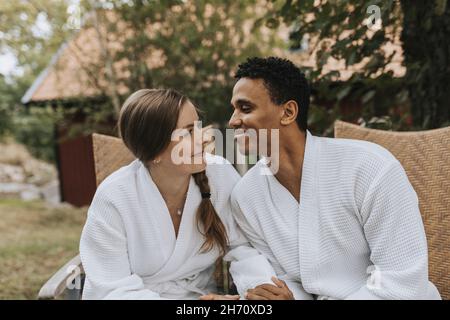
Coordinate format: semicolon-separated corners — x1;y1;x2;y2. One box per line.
0;74;62;162
0;76;16;138
0;105;13;138
265;0;450;131
12;106;63;163
264;1;401;79
0;0;72;160
400;1;450;129
0;102;13;140
58;97;119;139
0;0;71;78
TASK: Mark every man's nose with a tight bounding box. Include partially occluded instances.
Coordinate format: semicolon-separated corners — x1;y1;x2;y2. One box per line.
228;110;242;128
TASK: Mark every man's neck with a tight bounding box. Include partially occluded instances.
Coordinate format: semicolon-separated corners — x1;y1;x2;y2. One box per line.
272;128;307;202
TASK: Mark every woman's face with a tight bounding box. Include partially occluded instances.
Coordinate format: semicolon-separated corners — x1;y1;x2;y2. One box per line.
155;100;208;175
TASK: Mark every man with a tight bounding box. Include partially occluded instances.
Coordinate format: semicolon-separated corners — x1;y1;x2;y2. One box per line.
228;57;441;300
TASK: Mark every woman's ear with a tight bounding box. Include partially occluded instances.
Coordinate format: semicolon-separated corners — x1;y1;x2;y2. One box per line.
280;100;299;126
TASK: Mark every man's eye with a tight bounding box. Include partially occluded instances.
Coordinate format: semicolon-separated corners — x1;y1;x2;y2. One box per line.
241;105;251;112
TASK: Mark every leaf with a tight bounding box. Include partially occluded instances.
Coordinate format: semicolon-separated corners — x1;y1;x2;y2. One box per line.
266;17;280;29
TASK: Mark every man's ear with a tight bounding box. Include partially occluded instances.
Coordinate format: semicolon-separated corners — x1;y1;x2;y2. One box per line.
280;100;299;126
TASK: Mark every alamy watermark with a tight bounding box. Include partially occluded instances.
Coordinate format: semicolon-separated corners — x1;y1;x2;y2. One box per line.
67;0;82;30
66;265;82;290
169;121;279;175
365;5;382;31
366;265;382;290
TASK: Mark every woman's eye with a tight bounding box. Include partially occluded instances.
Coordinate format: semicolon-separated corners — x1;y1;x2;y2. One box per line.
185;128;195;137
181;130;191;137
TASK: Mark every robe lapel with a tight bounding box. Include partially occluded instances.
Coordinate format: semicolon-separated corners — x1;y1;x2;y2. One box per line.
265;168;301;242
138;164;209;283
266;168;300;211
138;163;176;258
164;177;203;267
297;130;321;294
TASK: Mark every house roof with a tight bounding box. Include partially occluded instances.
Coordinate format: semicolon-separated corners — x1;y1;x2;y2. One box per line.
21;42;69;104
22;24;119;104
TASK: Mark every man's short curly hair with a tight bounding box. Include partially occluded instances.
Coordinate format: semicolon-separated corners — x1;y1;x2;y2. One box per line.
234;57;310;131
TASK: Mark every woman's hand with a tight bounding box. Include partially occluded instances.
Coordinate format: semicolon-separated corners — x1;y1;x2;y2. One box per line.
245;277;294;300
199;293;240;300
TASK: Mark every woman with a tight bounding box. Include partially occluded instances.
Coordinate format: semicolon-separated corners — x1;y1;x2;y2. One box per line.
79;88;276;299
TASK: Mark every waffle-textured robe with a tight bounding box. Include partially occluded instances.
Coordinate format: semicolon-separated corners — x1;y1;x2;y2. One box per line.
231;131;441;300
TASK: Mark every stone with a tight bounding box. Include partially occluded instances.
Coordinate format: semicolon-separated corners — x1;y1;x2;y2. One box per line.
40;180;61;205
0;164;26;183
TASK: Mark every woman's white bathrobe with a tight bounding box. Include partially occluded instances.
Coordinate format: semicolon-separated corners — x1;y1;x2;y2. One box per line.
231;130;441;300
79;154;276;300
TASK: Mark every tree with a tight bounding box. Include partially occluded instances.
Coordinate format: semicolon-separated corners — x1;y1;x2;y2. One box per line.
0;0;72;160
264;0;450;130
0;0;71;85
0;75;14;138
401;1;450;129
68;0;279;131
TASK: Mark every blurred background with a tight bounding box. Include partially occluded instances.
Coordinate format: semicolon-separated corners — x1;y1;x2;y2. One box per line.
0;0;449;299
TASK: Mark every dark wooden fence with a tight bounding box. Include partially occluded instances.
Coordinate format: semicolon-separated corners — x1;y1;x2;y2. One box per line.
57;134;96;207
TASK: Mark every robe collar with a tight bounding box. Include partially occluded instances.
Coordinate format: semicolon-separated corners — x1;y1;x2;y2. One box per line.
260;130;321;294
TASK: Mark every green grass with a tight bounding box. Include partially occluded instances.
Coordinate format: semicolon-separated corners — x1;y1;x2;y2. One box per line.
0;199;87;299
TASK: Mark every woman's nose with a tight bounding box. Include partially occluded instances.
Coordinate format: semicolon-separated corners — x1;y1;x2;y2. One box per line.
200;125;213;149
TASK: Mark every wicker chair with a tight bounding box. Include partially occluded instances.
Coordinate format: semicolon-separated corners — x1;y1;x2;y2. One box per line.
334;120;450;299
38;133;233;299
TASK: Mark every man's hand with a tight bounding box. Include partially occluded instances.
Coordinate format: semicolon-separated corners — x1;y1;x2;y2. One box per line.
199;294;240;300
245;277;294;300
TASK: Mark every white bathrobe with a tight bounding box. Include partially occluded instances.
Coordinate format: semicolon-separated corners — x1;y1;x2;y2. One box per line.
79;153;276;300
231;130;441;300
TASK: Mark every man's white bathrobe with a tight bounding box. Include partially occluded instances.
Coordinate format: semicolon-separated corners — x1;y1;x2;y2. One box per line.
231;131;441;300
79;154;276;300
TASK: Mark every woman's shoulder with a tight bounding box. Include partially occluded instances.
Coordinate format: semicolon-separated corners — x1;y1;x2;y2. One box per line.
95;159;141;198
87;160;143;221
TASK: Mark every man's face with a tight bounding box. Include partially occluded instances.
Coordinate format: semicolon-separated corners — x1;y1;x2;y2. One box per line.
229;78;282;156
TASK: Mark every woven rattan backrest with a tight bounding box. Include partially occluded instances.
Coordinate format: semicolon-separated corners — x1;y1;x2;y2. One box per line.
91;133;135;187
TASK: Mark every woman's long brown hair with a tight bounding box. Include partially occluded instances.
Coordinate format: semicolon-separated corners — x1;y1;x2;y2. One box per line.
118;88;228;256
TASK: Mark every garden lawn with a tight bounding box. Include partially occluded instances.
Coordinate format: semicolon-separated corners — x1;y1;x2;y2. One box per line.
0;199;86;299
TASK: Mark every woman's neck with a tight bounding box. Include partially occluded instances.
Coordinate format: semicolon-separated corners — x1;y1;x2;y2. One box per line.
147;163;191;198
